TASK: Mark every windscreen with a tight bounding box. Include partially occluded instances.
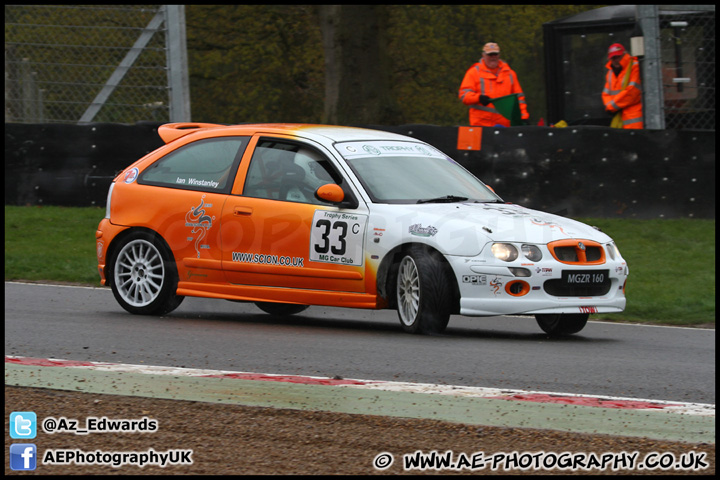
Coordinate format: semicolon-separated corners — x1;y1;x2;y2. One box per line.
335;141;502;204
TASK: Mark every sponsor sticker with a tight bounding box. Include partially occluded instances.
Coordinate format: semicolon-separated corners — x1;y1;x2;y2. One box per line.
535;267;553;276
490;277;503;295
336;141;445;159
409;224;438;237
185;195;214;258
580;306;599;313
123;167;139;184
462;275;487;286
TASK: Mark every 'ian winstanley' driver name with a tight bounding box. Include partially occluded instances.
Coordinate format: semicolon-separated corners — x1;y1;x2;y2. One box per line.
176;177;219;189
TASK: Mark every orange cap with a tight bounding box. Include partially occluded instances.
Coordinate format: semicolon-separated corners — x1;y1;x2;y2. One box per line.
482;42;500;54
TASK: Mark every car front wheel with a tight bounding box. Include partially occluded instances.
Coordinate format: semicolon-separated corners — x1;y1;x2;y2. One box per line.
396;249;451;334
109;232;184;315
535;313;589;336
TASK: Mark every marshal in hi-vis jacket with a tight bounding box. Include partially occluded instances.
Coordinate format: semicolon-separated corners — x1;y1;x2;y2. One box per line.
458;58;529;127
602;53;643;129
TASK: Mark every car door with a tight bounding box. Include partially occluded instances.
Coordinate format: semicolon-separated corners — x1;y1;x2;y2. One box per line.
220;136;369;293
135;136;250;284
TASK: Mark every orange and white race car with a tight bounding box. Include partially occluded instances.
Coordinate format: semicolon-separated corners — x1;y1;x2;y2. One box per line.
96;123;628;335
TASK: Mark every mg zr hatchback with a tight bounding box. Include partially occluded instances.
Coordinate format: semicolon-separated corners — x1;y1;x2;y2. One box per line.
96;123;628;335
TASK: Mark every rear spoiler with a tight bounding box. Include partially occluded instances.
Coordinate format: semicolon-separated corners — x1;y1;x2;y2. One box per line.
158;122;226;144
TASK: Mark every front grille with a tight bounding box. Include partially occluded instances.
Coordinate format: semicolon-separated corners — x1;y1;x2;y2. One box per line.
548;239;605;265
553;246;580;262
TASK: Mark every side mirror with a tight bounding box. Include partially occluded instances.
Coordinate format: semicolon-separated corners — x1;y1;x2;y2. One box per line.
315;183;345;203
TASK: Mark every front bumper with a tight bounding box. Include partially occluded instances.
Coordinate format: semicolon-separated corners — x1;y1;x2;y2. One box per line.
447;253;628;317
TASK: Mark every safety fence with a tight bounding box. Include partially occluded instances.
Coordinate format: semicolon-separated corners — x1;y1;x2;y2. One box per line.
4;5;188;124
543;5;715;131
6;5;713;130
657;5;715;130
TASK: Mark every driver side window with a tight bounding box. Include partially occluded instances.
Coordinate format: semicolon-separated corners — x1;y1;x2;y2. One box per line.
243;140;341;204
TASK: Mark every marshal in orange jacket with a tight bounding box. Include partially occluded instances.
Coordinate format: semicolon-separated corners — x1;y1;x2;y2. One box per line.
602;53;643;129
458;58;529;127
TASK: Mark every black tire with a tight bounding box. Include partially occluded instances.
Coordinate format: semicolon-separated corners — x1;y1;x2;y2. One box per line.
535;313;589;336
109;231;184;315
255;302;309;316
395;248;451;334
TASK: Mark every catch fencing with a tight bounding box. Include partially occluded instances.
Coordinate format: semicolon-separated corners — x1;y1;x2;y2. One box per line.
6;5;714;130
651;5;715;130
4;4;189;124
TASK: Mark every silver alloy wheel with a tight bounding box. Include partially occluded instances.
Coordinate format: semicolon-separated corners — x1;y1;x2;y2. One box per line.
113;239;165;308
397;255;420;326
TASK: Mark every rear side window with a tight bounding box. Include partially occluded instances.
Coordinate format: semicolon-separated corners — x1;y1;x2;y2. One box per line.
140;137;249;193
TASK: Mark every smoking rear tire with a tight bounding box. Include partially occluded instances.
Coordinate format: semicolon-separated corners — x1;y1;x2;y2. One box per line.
535;313;589;336
109;232;184;316
396;249;451;334
255;302;309;316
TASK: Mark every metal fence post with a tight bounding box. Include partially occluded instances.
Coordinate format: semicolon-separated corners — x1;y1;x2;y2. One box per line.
636;5;665;130
165;5;191;122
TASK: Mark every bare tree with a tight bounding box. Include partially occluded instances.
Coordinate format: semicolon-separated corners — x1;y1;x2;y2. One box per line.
318;5;400;125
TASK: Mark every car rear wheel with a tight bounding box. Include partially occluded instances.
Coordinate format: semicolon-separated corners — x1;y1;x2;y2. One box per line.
535;313;589;336
396;249;451;334
110;232;184;315
255;302;309;316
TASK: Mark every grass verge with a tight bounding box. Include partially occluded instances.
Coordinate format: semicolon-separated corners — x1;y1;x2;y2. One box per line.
576;217;715;326
4;206;715;326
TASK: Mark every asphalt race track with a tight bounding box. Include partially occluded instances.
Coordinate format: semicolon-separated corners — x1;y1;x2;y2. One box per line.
5;281;715;446
5;282;714;403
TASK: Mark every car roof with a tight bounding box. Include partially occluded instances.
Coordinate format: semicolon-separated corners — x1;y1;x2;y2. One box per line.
158;122;415;145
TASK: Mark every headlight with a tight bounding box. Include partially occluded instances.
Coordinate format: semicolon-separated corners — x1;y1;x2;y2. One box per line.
491;243;518;262
521;244;542;262
606;242;621;260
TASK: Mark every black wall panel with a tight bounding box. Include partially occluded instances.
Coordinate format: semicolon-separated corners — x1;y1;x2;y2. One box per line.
372;125;715;219
5;123;164;207
5;123;715;219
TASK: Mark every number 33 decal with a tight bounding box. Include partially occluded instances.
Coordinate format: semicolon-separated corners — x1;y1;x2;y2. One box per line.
310;210;367;265
314;219;347;255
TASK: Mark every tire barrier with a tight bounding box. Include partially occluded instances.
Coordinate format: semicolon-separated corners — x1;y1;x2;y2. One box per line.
4;122;714;219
